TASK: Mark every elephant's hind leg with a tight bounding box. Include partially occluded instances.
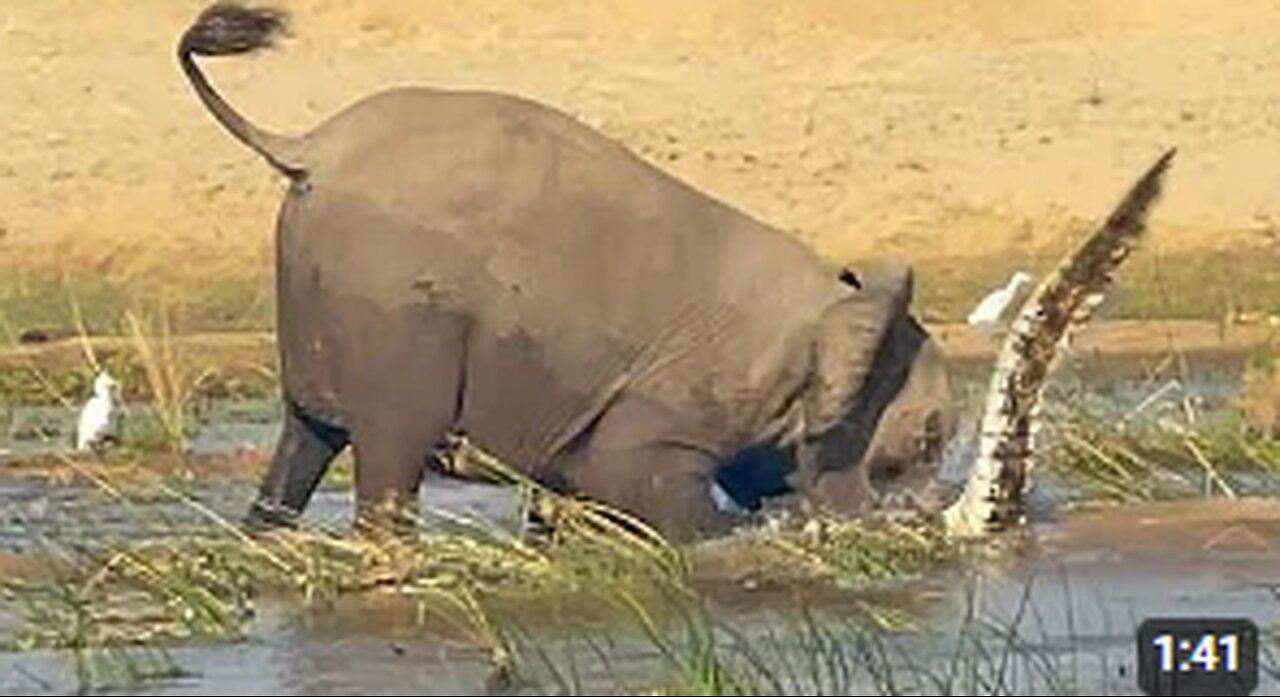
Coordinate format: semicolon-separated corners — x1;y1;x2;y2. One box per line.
342;311;469;537
349;421;445;537
246;402;350;531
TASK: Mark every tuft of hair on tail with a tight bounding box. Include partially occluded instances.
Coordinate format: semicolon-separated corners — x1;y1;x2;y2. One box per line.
177;2;305;178
180;2;289;57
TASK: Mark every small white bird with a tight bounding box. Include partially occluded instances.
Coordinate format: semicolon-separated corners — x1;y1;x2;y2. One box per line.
967;271;1032;327
76;371;120;452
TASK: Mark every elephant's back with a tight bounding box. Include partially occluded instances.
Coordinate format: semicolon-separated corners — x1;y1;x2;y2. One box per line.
289;86;847;461
299;87;635;178
298;86;842;321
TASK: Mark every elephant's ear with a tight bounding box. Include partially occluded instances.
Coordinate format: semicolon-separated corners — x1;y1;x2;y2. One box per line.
805;264;915;436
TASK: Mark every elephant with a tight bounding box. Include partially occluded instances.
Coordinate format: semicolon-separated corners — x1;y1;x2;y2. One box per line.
177;3;957;542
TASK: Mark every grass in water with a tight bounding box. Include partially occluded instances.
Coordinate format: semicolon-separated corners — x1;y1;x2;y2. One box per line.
122;304;216;454
0;293;276;461
0;440;965;693
7;374;1280;692
1043;402;1280;507
507;573;1179;696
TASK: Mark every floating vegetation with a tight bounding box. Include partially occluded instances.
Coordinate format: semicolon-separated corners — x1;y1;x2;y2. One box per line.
0;443;967;693
696;514;964;597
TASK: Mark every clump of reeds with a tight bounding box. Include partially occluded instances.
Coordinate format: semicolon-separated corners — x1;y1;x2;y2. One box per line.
1042;400;1280;506
1237;351;1280;438
0;301;193;459
696;513;962;598
122;303;214;454
0;445;694;691
1;283;277;462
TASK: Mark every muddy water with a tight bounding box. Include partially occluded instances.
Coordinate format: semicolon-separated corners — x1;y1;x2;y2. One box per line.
0;475;525;553
2;499;1278;695
2;356;1278;694
0;610;500;695
968;501;1280;694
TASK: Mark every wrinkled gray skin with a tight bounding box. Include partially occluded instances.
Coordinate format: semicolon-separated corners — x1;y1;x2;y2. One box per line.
179;9;955;542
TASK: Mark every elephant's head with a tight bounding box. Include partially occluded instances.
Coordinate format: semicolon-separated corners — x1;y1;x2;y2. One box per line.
798;265;957;515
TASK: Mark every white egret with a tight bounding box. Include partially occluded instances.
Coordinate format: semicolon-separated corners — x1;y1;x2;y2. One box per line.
76;371;120;451
966;271;1031;327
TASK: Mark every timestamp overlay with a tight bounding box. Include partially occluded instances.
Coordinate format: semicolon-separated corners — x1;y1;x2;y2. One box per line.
1137;618;1259;696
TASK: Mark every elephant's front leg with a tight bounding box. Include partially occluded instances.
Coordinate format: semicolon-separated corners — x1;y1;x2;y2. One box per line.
803;464;879;518
566;398;735;543
788;439;878;518
575;444;733;543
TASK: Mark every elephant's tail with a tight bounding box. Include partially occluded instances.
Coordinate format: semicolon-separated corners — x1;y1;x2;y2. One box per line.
178;3;307;179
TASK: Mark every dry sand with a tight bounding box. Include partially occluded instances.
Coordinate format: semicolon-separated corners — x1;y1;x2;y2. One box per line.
3;0;1280;326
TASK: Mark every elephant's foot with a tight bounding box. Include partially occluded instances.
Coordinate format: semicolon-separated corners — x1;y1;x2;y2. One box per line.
353;491;421;542
242;498;303;533
251;401;350;534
